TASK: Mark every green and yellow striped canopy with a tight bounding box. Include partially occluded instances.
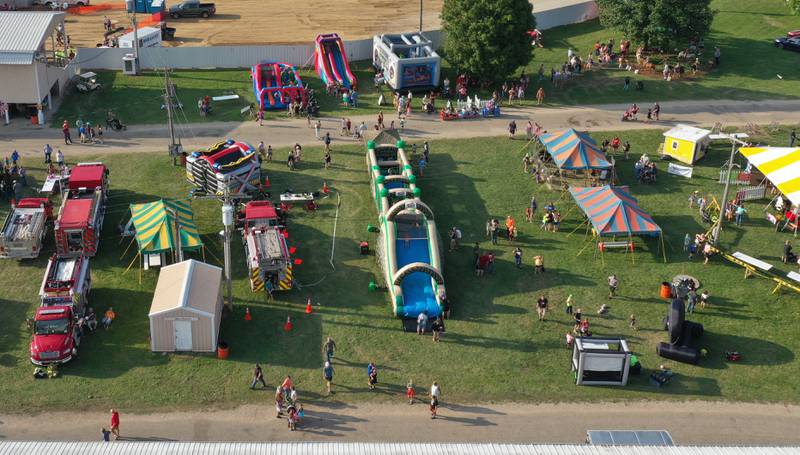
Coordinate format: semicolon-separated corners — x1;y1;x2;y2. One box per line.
129;200;203;254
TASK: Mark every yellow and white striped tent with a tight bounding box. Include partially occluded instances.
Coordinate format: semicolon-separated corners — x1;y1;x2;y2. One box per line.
739;147;800;205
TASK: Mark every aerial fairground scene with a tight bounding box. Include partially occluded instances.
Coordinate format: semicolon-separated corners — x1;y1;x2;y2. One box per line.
0;0;799;453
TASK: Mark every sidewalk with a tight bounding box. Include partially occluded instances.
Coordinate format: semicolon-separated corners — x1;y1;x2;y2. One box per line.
2;99;799;159
1;401;799;444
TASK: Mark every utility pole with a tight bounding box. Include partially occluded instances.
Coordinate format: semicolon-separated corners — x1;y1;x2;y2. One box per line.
419;0;423;32
711;135;746;245
163;68;181;164
131;12;140;75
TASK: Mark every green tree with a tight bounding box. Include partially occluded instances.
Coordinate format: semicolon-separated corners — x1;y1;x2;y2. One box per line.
788;0;800;15
441;0;535;83
596;0;715;49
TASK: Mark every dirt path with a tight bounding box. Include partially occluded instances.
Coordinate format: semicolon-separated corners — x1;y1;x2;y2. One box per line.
1;401;799;444
2;99;799;160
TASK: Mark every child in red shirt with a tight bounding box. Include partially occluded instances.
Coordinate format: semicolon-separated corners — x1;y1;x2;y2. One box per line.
406;380;415;404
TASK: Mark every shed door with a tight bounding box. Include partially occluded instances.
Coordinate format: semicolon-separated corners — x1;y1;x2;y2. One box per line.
174;320;192;351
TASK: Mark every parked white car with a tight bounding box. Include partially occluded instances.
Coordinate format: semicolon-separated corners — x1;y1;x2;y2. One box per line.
33;0;90;7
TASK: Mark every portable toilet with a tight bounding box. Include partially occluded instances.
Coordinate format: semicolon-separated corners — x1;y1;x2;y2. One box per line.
662;124;712;165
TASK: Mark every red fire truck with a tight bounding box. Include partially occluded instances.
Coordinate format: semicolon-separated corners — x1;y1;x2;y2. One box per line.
54;163;109;257
240;201;294;292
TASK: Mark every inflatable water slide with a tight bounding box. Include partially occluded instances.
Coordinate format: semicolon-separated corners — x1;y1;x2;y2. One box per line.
315;33;357;89
367;134;445;320
251;62;307;110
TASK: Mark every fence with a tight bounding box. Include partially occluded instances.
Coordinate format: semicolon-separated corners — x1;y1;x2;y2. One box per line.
73;1;598;71
736;186;767;202
73;30;444;71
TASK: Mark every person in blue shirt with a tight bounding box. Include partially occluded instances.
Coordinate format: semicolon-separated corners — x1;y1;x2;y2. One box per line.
11;150;19;165
418;157;426;176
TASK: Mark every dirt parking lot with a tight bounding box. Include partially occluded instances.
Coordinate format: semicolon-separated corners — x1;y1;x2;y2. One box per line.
64;0;445;48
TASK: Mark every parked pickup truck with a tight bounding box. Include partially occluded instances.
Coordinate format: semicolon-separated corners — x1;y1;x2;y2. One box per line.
168;0;216;18
30;306;80;366
0;198;53;259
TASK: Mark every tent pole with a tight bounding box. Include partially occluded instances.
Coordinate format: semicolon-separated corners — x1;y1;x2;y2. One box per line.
567;219;587;238
139;255;143;285
660;233;668;263
630;234;635;264
202;247;206;263
119;235;136;260
577;237;594;257
123;252;140;275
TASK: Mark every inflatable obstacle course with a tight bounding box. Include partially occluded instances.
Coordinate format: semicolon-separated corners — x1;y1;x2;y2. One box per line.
366;132;445;320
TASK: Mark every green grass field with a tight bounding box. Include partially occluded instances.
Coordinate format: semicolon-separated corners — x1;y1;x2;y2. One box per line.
0;125;798;413
53;0;800;127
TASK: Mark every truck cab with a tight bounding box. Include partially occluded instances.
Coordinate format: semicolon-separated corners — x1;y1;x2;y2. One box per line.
169;0;216;18
30;306;79;366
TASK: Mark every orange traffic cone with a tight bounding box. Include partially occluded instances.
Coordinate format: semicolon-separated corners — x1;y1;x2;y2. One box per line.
284;315;293;332
245;307;252;321
263;176;271;188
305;299;313;314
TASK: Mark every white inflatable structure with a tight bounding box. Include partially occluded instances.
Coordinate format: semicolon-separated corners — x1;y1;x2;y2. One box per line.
373;32;441;90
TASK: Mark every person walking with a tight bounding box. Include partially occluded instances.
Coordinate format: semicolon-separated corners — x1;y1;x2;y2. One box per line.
323;361;334;394
109;409;120;440
250;363;267;389
406;380;415;404
367;362;378;390
62;120;72;145
324;132;332;152
514;247;522;268
536;87;545;105
508;120;517;139
713;47;721;66
417;311;428;335
790;129;797;147
608;274;619;299
56;149;65;169
267;145;273;162
43;144;53;164
257;109;264;126
431;316;444;342
687;288;698;313
257;141;266;161
536;294;548;321
653;102;661;121
322;336;337;362
735;203;747;226
429;381;441;419
275;386;285;418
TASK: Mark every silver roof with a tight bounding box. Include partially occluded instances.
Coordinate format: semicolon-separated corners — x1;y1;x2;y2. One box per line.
0;12;65;65
0;442;798;455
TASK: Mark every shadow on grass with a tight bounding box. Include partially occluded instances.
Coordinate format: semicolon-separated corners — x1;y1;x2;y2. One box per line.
0;299;29;368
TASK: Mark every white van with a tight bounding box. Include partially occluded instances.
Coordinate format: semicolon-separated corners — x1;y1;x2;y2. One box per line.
34;0;90;7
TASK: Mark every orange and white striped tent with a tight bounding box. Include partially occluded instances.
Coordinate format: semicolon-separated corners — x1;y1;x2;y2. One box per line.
739;147;800;205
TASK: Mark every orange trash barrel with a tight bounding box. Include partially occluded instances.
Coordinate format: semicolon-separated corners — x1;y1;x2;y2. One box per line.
217;342;230;359
660;282;672;299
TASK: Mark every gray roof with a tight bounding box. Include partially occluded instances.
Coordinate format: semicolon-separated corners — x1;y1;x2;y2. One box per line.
0;442;798;455
0;12;65;65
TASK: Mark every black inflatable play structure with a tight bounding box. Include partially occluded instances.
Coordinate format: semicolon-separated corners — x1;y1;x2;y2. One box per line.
657;299;704;364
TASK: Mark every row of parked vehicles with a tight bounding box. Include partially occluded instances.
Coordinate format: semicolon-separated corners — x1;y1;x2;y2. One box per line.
1;163;109;366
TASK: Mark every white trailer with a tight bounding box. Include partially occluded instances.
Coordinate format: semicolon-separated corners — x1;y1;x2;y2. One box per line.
119;26;162;48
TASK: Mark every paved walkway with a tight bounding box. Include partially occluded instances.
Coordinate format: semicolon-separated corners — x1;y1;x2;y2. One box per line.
1;99;799;159
1;401;799;444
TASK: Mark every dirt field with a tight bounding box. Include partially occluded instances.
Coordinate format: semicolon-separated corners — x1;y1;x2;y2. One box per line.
64;0;445;48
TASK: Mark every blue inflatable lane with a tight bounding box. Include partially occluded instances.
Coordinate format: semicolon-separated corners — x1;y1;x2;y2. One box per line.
395;226;440;318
